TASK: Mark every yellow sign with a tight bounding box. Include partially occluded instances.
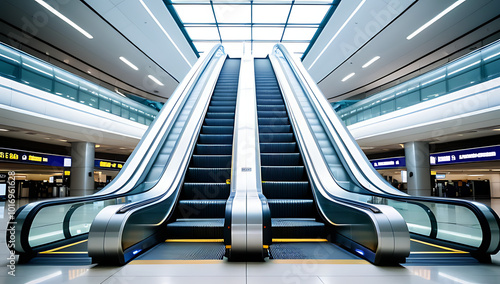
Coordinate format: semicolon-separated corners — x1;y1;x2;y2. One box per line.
0;152;19;160
64;171;71;176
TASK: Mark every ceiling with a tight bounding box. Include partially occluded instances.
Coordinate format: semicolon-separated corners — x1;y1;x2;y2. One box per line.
168;0;339;58
0;0;499;158
303;0;500;102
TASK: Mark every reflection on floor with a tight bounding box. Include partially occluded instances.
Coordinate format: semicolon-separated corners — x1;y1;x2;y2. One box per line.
1;198;499;284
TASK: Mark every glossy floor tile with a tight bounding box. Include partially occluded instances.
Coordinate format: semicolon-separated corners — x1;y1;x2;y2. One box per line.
1;198;500;284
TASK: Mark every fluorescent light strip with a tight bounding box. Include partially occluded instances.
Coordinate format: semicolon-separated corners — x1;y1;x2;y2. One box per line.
362;56;380;68
139;0;192;68
148;75;164;86
119;56;139;70
308;0;366;70
407;0;466;40
34;0;93;39
341;72;355;82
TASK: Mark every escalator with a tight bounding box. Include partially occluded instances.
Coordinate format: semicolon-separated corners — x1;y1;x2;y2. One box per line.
148;59;240;260
268;44;500;264
10;45;229;265
91;58;241;264
255;58;363;261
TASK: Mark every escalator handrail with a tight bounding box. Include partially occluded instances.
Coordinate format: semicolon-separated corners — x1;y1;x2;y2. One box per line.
87;51;228;264
12;44;226;254
273;44;500;255
269;49;411;264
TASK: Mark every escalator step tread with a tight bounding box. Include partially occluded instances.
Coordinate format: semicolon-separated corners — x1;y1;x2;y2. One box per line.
271;218;325;227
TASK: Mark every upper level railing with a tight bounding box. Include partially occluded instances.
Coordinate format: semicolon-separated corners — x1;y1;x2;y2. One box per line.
337;39;500;126
0;43;158;126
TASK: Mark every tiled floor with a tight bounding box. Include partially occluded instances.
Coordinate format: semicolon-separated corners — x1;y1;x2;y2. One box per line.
1;198;499;284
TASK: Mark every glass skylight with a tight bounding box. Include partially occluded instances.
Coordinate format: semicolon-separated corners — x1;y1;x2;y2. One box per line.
166;0;341;58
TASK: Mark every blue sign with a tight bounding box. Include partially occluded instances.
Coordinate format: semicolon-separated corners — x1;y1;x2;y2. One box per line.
371;157;406;169
0;148;124;170
430;146;500;165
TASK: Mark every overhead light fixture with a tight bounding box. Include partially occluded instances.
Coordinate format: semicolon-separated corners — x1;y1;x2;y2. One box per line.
95;144;101;148
139;0;192;68
148;75;164;86
407;0;466;40
362;56;380;68
341;72;355;82
34;0;93;39
492;128;500;131
0;128;9;132
119;56;139;70
308;0;366;70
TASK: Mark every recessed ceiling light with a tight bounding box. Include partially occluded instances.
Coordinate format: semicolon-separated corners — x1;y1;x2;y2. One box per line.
139;0;192;67
35;0;93;39
493;128;500;131
148;75;164;86
59;139;67;142
95;144;101;148
407;0;466;40
119;56;139;71
0;128;9;132
362;56;380;68
308;0;366;70
341;73;355;82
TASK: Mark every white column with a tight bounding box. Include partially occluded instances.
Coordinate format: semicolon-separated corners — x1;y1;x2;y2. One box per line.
70;142;95;196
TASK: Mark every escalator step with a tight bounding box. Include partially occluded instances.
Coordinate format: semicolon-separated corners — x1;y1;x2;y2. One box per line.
260;143;297;153
268;200;315;218
177;200;227;218
262;181;310;199
259;133;294;143
185;168;230;183
258;117;289;125
195;144;232;155
191;155;231;168
271;218;325;239
257;105;285;112
210;101;236;106
261;166;306;181
182;183;230;199
198;134;233;144
205;112;234;119
261;153;301;166
208;106;236;113
259;125;291;133
204;118;234;126
257;99;283;105
202;125;233;134
166;219;224;239
257;111;287;118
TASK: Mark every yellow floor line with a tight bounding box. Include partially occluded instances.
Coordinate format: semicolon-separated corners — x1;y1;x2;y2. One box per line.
272;238;328;243
270;259;369;264
165;239;224;243
39;240;88;254
129;259;224;265
410;238;468;254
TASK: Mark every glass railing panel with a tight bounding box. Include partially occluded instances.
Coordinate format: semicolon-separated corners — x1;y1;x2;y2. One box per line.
68;200;117;236
54;68;79;101
28;203;75;247
21;56;54;92
385;199;432;236
420;68;446;101
426;201;482;247
483;44;500;79
0;45;21;79
447;52;482;93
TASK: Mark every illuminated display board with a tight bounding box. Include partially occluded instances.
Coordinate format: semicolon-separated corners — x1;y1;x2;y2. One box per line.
0;148;124;170
371;157;406;169
430;145;500;165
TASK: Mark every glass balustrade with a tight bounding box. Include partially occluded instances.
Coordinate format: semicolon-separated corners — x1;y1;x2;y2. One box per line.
337;40;500;126
0;43;158;125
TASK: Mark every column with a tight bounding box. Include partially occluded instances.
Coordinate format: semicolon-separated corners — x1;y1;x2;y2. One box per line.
490;173;500;198
70;142;95;196
404;141;431;196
